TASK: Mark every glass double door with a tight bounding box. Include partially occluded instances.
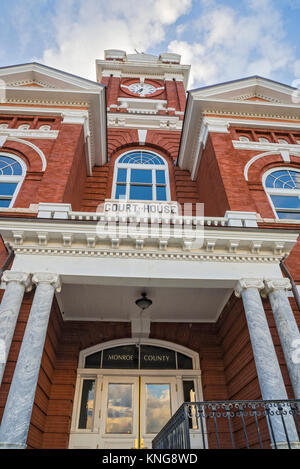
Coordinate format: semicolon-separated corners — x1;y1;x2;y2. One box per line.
99;376;177;449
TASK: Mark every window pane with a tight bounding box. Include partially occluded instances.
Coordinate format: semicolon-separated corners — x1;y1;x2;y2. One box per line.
0;199;11;207
85;352;101;369
270;195;300;209
130;185;153;200
0;156;22;176
130;169;152;184
266;170;300;189
78;380;95;429
277;212;300;220
156;186;167;201
106;384;133;434
183;381;198;429
115;184;126;200
177;353;193;369
117;168;127;183
119;152;165;165
0;182;18;196
146;384;171;434
140;346;176;369
102;345;139;369
156;170;166;184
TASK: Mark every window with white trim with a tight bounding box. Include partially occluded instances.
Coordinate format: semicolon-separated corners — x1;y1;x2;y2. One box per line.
113;150;170;201
264;168;300;220
0;153;26;208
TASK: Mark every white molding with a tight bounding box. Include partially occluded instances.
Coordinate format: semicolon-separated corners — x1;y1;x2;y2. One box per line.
111;150;171;202
78;338;200;370
5;137;47;171
0;151;27;207
234;140;300;153
107;112;182;131
244;151;300;181
0;128;59;140
1;217;297;267
261;166;300;220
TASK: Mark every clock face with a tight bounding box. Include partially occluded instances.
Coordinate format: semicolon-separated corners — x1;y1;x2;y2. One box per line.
128;82;157;97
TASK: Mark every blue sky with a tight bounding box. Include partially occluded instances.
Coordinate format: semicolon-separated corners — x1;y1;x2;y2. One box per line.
0;0;299;90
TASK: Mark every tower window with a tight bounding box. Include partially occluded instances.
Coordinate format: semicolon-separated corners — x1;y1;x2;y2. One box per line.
264;168;300;220
0;153;26;208
112;151;170;202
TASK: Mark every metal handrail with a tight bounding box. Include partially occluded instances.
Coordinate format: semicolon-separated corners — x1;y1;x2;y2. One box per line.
152;399;300;450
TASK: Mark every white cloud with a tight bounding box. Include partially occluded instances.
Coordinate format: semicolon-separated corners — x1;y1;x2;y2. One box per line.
168;0;296;88
41;0;192;80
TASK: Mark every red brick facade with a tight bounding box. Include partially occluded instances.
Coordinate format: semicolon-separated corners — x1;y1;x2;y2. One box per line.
0;60;299;449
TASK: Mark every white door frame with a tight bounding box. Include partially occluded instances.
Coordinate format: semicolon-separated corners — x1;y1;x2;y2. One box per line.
69;339;203;449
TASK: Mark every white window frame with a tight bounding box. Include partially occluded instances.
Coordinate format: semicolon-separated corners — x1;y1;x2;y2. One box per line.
112;150;171;202
0;152;27;208
263;166;300;220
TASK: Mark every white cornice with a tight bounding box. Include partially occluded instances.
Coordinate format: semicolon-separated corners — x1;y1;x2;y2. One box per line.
233;140;300;153
0;217;297;265
107;112;182;130
0;128;59;139
96;58;190;89
0;100;106;173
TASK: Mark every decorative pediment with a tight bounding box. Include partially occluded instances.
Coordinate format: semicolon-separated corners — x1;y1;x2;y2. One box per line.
189;76;296;106
234;95;281;103
0;63;107;170
0;62;103;91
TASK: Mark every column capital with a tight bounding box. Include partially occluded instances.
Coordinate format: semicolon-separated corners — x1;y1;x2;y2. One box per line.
1;271;32;292
235;278;265;298
265;278;292;291
32;273;61;292
262;278;292;297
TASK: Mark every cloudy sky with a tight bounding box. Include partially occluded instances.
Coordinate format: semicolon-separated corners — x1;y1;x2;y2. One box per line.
0;0;299;89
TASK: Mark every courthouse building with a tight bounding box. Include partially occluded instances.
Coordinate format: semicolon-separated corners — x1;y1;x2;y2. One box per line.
0;50;300;449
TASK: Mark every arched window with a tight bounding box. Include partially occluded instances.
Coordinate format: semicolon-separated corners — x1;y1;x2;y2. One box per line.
112;150;170;201
264;168;300;220
0;153;26;207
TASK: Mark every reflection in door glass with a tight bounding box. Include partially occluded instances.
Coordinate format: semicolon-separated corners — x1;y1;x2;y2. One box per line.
146;384;171;434
78;380;95;429
106;384;133;434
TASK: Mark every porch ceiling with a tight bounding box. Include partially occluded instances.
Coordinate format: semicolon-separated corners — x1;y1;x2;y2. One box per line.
57;284;232;323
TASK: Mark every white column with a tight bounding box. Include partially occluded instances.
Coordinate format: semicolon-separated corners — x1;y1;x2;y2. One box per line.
0;273;61;449
0;272;32;385
235;279;299;448
264;279;300;400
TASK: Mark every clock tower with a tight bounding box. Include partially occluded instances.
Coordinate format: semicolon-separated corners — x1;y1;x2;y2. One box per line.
96;50;190;164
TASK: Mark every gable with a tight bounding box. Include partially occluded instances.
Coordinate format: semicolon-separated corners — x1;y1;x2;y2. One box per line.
0;63;102;91
189;76;296;106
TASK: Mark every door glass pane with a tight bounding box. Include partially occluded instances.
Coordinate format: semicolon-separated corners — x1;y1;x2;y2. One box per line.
183;381;198;429
106;384;133;434
130;184;153;200
146;384;171;434
78;380;95;429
